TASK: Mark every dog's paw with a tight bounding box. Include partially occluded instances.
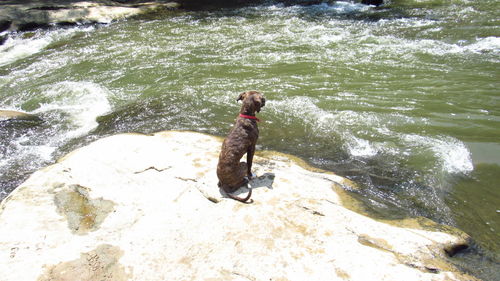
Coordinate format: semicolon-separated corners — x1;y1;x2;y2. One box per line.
242;177;250;185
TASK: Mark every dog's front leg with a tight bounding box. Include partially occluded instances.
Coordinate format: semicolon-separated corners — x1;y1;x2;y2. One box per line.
246;145;255;179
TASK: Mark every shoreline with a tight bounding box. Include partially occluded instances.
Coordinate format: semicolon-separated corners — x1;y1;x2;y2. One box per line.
0;0;182;34
0;0;383;35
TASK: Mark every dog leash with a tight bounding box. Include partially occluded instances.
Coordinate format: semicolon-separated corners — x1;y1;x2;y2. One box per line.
239;114;261;122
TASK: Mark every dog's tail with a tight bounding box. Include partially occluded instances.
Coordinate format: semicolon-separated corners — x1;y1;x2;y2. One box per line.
227;188;253;204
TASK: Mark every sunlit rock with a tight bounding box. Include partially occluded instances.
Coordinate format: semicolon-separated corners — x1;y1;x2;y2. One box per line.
0;109;42;122
0;131;476;281
0;1;181;32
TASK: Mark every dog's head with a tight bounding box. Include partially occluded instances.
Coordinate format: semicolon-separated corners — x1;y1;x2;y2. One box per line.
237;91;266;113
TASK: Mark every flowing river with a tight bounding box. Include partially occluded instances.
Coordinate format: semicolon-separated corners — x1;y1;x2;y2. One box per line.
1;0;499;278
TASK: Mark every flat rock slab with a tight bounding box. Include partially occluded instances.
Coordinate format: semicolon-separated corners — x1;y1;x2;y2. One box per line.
0;131;475;281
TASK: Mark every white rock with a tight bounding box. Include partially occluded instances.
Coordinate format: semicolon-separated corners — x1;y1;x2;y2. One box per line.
0;131;476;281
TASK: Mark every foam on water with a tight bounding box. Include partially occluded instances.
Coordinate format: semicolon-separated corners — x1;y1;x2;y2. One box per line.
465;37;500;54
0;81;111;199
269;96;473;175
403;135;474;174
347;137;379;157
437;139;474;174
263;9;499;64
308;1;372;13
246;1;371;18
0;26;94;67
418;37;500;57
0;35;51;67
33;81;112;139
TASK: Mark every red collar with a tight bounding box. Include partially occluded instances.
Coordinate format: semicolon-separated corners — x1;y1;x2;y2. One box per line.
239;114;260;122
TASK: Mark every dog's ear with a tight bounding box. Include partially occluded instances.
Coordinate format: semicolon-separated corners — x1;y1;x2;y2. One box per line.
237;92;248;102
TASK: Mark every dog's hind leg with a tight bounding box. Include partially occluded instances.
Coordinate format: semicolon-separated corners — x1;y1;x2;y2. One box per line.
221;162;253;203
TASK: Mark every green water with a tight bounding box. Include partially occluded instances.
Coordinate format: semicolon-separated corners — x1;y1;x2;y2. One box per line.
1;0;499;278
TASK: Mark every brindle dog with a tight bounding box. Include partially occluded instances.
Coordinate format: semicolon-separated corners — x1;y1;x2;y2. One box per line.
217;91;265;203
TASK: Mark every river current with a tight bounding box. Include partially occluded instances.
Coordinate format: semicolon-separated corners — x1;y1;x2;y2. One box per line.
1;0;499;278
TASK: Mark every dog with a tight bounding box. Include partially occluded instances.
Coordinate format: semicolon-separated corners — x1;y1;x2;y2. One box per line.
217;91;265;203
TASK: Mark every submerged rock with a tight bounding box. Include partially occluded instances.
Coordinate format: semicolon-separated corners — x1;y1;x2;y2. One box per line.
0;131;477;280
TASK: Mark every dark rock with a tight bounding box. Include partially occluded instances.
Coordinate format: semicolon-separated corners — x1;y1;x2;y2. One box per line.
444;243;469;257
0;20;12;32
17;22;51;32
0;34;7;45
180;0;264;10
361;0;384;6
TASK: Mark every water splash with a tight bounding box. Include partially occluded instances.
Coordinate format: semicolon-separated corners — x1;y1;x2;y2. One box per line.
403;134;474;174
0;81;111;200
0;26;94;67
33;81;112;139
269;96;473;176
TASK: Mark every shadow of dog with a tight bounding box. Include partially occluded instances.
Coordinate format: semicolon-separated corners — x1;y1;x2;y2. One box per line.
218;173;275;200
249;173;275;190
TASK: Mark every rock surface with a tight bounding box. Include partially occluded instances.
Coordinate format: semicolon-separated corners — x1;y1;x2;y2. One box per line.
0;109;42;122
0;0;180;32
0;131;476;281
